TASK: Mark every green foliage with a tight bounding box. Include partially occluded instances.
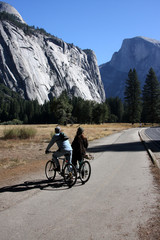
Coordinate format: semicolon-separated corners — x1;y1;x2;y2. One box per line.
92;103;109;124
106;97;124;122
0;83;42;124
3;127;37;139
0;11;20;22
0;119;23;125
142;68;160;123
124;69;142;124
72;97;93;123
53;91;73;125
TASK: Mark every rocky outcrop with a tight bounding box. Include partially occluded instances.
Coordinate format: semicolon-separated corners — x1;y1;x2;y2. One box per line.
0;1;25;23
100;36;160;99
0;2;105;104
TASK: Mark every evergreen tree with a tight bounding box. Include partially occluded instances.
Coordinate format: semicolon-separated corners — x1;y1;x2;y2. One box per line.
124;69;142;124
107;97;124;122
72;98;83;123
142;68;160;123
9;99;20;120
71;97;94;123
54;91;73;125
92;103;109;124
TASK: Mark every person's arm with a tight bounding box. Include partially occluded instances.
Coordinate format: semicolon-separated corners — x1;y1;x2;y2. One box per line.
83;137;88;149
45;135;56;152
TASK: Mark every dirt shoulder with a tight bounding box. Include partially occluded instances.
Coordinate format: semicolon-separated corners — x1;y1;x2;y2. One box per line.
138;165;160;240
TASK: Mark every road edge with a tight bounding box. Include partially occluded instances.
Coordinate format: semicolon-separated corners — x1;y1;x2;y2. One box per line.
138;128;160;169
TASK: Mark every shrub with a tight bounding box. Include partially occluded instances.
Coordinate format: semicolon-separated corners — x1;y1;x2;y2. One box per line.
19;128;37;139
3;127;37;139
0;119;23;125
3;128;19;139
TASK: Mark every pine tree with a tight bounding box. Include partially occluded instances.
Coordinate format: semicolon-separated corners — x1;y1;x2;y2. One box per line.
92;103;109;124
107;97;124;122
124;69;142;124
54;91;73;125
142;68;160;123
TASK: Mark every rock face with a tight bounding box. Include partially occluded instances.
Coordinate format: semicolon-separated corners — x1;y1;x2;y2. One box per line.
0;1;25;23
100;36;160;99
0;2;105;104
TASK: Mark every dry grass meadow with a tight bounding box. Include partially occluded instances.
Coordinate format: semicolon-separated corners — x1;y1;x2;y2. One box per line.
0;123;150;185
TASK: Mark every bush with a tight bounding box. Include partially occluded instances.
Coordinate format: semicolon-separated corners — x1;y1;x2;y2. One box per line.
3;127;37;139
0;119;23;125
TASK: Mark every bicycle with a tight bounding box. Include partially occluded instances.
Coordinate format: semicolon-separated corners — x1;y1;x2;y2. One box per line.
45;151;77;187
76;154;93;184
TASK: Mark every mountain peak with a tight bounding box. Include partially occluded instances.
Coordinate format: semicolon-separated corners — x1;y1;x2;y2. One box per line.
123;36;160;46
100;36;160;99
0;1;25;23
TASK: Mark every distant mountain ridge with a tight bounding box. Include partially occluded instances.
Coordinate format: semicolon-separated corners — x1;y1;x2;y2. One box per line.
0;1;105;104
100;36;160;99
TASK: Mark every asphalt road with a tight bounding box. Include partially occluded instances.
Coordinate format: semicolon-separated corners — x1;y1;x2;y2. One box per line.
0;128;159;240
145;127;160;148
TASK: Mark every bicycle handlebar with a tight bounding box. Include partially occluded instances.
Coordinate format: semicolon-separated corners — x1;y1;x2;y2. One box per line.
45;150;55;154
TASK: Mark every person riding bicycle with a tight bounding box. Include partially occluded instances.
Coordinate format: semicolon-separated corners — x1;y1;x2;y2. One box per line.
72;127;88;168
45;126;72;171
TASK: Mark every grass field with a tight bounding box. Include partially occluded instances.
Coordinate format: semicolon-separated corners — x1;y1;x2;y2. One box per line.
0;123;138;148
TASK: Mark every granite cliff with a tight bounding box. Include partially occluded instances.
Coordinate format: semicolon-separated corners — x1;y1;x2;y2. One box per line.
0;2;105;104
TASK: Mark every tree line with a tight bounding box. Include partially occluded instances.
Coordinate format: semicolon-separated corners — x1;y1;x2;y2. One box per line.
124;67;160;124
0;67;160;125
0;86;109;124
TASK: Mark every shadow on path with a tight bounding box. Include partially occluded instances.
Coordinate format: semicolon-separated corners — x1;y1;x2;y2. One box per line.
0;178;71;193
88;141;147;153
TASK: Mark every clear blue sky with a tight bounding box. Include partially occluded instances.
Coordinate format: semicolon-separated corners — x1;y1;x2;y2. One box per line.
3;0;160;65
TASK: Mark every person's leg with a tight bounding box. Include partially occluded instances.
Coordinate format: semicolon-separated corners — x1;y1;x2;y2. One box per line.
52;150;64;170
65;150;72;164
78;157;84;167
72;157;77;167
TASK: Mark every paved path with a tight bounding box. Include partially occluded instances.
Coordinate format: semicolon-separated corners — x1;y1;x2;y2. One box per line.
0;128;159;240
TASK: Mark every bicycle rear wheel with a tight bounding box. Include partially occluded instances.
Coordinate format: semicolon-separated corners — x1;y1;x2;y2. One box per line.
45;160;56;181
79;161;91;184
63;163;77;187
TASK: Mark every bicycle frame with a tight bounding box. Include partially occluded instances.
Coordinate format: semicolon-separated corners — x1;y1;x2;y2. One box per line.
45;155;77;187
52;155;69;175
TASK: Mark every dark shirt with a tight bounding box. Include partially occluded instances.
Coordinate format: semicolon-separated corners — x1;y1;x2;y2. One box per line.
72;134;88;161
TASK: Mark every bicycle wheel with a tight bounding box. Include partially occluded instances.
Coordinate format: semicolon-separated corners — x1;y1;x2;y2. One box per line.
79;161;91;184
63;163;77;187
45;160;56;181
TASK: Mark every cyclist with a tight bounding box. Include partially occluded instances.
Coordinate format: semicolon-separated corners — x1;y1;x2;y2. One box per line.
45;126;72;171
72;127;88;168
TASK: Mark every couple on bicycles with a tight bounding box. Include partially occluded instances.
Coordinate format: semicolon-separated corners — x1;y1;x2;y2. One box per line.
45;126;88;171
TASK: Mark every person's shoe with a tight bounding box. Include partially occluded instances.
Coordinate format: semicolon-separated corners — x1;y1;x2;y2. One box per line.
66;172;73;181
